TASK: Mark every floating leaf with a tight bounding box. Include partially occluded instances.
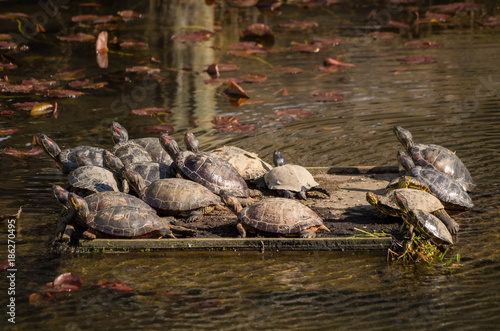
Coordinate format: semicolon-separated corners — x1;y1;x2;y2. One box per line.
313;91;344;102
0;110;15;116
481;17;500;26
172;30;215;43
71;14;98;23
240;23;274;46
279;20;318;30
273;87;289;96
0;62;17;69
312;37;343;47
274;109;313;118
428;2;484;14
47;89;83;98
120;41;148;49
144;124;175;134
132;107;171;116
292;44;320;53
53;69;86;81
52;272;83;291
403;40;442;48
323;57;355;67
93;280;133;292
397;56;437;64
12;101;46;110
369;31;397;40
227;97;249;106
96;31;108;55
125;66;160;74
224;80;250;99
240;73;267;83
271;67;303;74
57;33;95;42
30;103;54;117
228;41;262;50
68;79;108;89
423;12;451;22
389;20;410;29
2;147;44;157
203;63;219;78
229;49;269;58
93;15;117;24
211;116;239;126
118;10;144;22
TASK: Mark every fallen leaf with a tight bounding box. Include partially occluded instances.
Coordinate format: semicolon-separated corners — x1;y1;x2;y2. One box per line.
30;103;53;117
93;279;134;292
0;127;18;135
224;80;250;99
274;109;313;117
240;23;274;46
46;89;83;98
57;33;95;42
279;20;318;30
403;40;442;48
313;91;344;102
125;66;160;74
120;41;148;49
2;147;44;157
369;31;397;40
240;73;267;83
53;69;86;81
132;107;171;116
52;272;83;291
292;44;320;53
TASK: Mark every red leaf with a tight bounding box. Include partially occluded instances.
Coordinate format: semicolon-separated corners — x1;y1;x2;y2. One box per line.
131;107;171;116
57;33;95;42
46;89;83;98
2;147;44;157
0;127;18;135
52;272;83;291
94;280;134;292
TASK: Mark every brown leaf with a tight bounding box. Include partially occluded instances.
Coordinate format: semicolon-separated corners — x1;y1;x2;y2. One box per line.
240;23;274;45
131;107;171;116
211;116;239;126
224;80;250;99
323;57;355;67
271;67;303;75
313;91;344;102
292;44;320;53
403;40;443;48
279;20;318;30
71;15;98;23
240;73;267;83
52;272;83;291
57;33;95;42
93;280;134;292
2;147;44;157
125;66;160;74
46;89;83;98
274;109;313;118
53;69;86;81
120;41;148;49
0;127;18;135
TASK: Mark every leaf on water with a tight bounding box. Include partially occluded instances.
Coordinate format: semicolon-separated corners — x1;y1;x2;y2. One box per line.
53;69;86;81
0;127;18;135
68;79;108;89
312;37;343;47
211;116;239;126
12;101;46;110
0;61;17;69
389;20;410;29
125;66;160;74
203;63;219;78
274;109;314;118
292;44;320;53
323;57;355;67
71;14;98;23
313;91;344;102
369;31;397;40
93;279;134;292
97;52;108;69
403;40;442;48
278;20;318;30
145;124;175;134
271;67;303;74
481;17;500;26
423;12;451;22
227;96;249;107
2;147;44;157
46;89;83;98
57;33;95;42
396;56;437;64
93;15;117;24
240;23;275;46
273;87;289;96
52;272;83;291
171;30;215;43
224;80;250;99
120;41;148;49
240;73;267;83
118;10;145;22
428;2;484;14
96;31;108;55
30;103;54;117
132;107;171;116
0;110;15;116
227;41;262;51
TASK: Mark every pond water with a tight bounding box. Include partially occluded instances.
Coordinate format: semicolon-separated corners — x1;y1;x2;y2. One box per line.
1;0;500;329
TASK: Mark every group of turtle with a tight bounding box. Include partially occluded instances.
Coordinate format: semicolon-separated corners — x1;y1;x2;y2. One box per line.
366;126;475;246
40;122;331;240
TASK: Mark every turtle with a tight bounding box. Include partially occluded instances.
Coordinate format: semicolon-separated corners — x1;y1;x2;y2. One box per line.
394;190;453;245
221;193;330;238
38;133;106;173
111;122;173;165
67;192;177;239
124;168;224;222
111;141;153;166
394;125;475;192
184;132;273;182
262;150;329;199
397;151;474;210
103;150;174;188
160;133;250;198
366;188;460;234
68;152;128;196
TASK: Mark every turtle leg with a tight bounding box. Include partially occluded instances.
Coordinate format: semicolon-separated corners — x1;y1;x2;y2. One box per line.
158;228;176;239
236;223;247;238
298;191;307;200
169;225;197;237
282;190;294;199
299;230;316;238
185;210;204;223
433;210;460;235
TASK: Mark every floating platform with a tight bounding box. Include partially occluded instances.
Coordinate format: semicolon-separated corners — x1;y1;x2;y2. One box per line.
55;166;400;253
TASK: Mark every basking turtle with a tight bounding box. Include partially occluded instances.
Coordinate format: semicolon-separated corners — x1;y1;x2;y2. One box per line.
366;188;459;234
124;169;224;222
68;153;128;196
397;151;474;210
111;122;172;165
221;194;330;238
160;133;249;197
263;150;329;199
394;125;475;191
112;141;153;166
184;132;272;182
103;150;174;188
38;133;106;173
394;191;453;245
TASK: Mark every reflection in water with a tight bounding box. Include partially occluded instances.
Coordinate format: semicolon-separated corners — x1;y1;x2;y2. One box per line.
0;0;500;329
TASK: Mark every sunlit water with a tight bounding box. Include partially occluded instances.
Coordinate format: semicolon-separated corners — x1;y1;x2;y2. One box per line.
1;1;500;329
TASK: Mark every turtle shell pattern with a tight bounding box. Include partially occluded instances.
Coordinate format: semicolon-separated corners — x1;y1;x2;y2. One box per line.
264;164;318;193
138;178;222;214
177;150;249;197
410;144;475;191
113;138;173;165
59;146;107;173
111;142;153;166
212;146;273;181
69;165;122;193
238;198;324;235
410;166;474;210
125;161;173;187
404;209;453;245
85;206;171;238
84;191;154;212
375;189;446;215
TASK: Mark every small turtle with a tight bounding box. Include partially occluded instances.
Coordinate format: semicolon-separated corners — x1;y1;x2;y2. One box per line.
366;188;459;234
398;151;473;210
68;153;128;196
263;150;329;199
394;125;475;191
112;142;153;166
111;122;172;165
394;191;453;245
124;169;224;222
184;132;272;182
68;193;177;239
160;133;250;197
221;194;330;238
38;133;106;173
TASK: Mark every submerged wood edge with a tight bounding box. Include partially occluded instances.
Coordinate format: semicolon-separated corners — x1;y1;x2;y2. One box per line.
74;237;393;253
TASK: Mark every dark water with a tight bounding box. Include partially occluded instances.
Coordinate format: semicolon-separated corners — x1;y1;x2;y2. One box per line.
1;0;500;329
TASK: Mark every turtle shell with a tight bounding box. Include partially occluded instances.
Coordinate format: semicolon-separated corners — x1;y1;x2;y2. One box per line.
59;146;107;173
176;150;249;197
238;198;324;235
374;189;445;215
85;206;172;238
212;146;273;181
84;191;154;212
410;144;475;192
112;138;172;165
405;209;453;245
410;166;473;210
138;178;222;214
264;164;318;193
68;165;123;194
125;161;174;187
111;142;153;166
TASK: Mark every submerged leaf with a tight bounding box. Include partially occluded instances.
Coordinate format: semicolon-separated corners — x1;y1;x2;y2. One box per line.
132;107;171;116
240;23;274;46
0;127;19;135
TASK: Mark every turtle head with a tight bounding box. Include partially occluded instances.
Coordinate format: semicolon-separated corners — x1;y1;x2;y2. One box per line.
397;151;415;173
184;132;200;153
52;185;70;209
159;133;182;159
74;152;93;167
365;192;380;207
219;191;243;215
38;134;62;162
123;168;146;194
68;192;90;220
393;126;414;152
393;191;410;214
111;121;128;144
273;150;285;167
103;150;124;176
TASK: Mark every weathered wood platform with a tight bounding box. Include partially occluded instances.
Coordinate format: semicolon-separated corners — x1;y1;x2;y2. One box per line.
55;166;400;253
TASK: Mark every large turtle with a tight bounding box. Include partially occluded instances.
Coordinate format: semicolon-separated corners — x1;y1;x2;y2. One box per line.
394;191;453;245
263;150;329;199
184;132;272;182
160;133;250;197
394;125;475;191
124;169;224;222
397;151;474;210
38;133;106;173
111;122;173;165
221;194;330;238
366;188;459;234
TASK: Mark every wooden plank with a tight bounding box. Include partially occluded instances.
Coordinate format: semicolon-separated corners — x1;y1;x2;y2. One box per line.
74;237;393;253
